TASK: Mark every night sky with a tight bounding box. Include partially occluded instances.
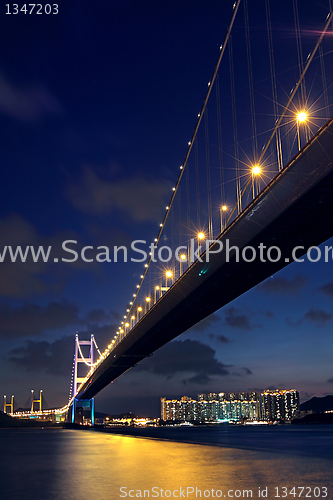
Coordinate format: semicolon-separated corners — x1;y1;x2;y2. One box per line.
1;0;333;417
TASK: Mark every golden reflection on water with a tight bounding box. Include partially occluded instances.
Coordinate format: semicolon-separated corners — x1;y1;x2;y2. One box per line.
54;430;332;500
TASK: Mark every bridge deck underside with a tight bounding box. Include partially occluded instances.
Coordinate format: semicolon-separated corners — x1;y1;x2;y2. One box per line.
77;117;333;401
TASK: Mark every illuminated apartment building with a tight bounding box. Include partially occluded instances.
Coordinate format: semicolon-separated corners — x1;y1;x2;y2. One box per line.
161;389;298;422
261;389;299;421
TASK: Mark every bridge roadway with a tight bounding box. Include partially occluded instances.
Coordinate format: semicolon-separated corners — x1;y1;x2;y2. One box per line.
77;116;333;400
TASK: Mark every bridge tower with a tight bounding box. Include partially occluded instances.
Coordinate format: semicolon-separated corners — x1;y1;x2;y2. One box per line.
3;395;14;414
31;390;43;412
71;334;95;425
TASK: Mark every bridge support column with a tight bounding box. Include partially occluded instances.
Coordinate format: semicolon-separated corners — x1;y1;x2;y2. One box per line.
31;390;42;413
70;334;95;425
3;395;14;414
72;397;95;425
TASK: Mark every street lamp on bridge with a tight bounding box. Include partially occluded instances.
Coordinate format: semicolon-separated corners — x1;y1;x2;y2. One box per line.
220;205;228;232
155;285;160;303
297;110;308;150
164;270;173;291
251;165;261;198
179;253;187;275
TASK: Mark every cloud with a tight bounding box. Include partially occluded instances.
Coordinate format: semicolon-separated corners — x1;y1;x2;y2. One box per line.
242;367;252;375
0;295;120;341
0;72;62;122
209;333;230;343
260;276;306;294
224;307;253;330
9;337;229;381
9;336;74;375
85;309;108;323
286;307;332;328
0;214;96;299
0;215;51;298
232;367;253;377
286;307;332;327
66;167;171;222
135;339;231;377
319;282;333;298
7;319;119;374
183;371;213;385
0;301;80;338
304;308;331;326
285;317;303;327
328;378;333;384
187;313;220;333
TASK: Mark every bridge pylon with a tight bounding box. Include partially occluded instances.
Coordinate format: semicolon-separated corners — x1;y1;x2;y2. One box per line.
3;395;14;414
71;334;95;425
31;390;43;412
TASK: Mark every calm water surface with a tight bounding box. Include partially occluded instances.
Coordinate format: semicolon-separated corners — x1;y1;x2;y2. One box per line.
0;425;332;500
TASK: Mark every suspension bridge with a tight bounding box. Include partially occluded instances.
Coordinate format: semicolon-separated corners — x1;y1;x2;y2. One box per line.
4;0;333;424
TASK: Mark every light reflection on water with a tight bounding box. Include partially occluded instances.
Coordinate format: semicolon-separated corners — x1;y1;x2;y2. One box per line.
0;427;332;500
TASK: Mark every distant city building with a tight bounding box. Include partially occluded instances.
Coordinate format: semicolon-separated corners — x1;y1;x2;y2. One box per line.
161;389;299;423
161;396;196;421
261;389;299;421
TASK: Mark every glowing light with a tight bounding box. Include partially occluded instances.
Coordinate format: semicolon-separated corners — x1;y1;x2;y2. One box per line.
165;270;173;278
138;307;142;312
125;323;129;327
297;111;307;123
221;205;227;211
155;286;160;290
131;315;135;320
180;254;187;261
198;232;205;240
252;165;261;176
145;297;151;302
166;206;169;210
